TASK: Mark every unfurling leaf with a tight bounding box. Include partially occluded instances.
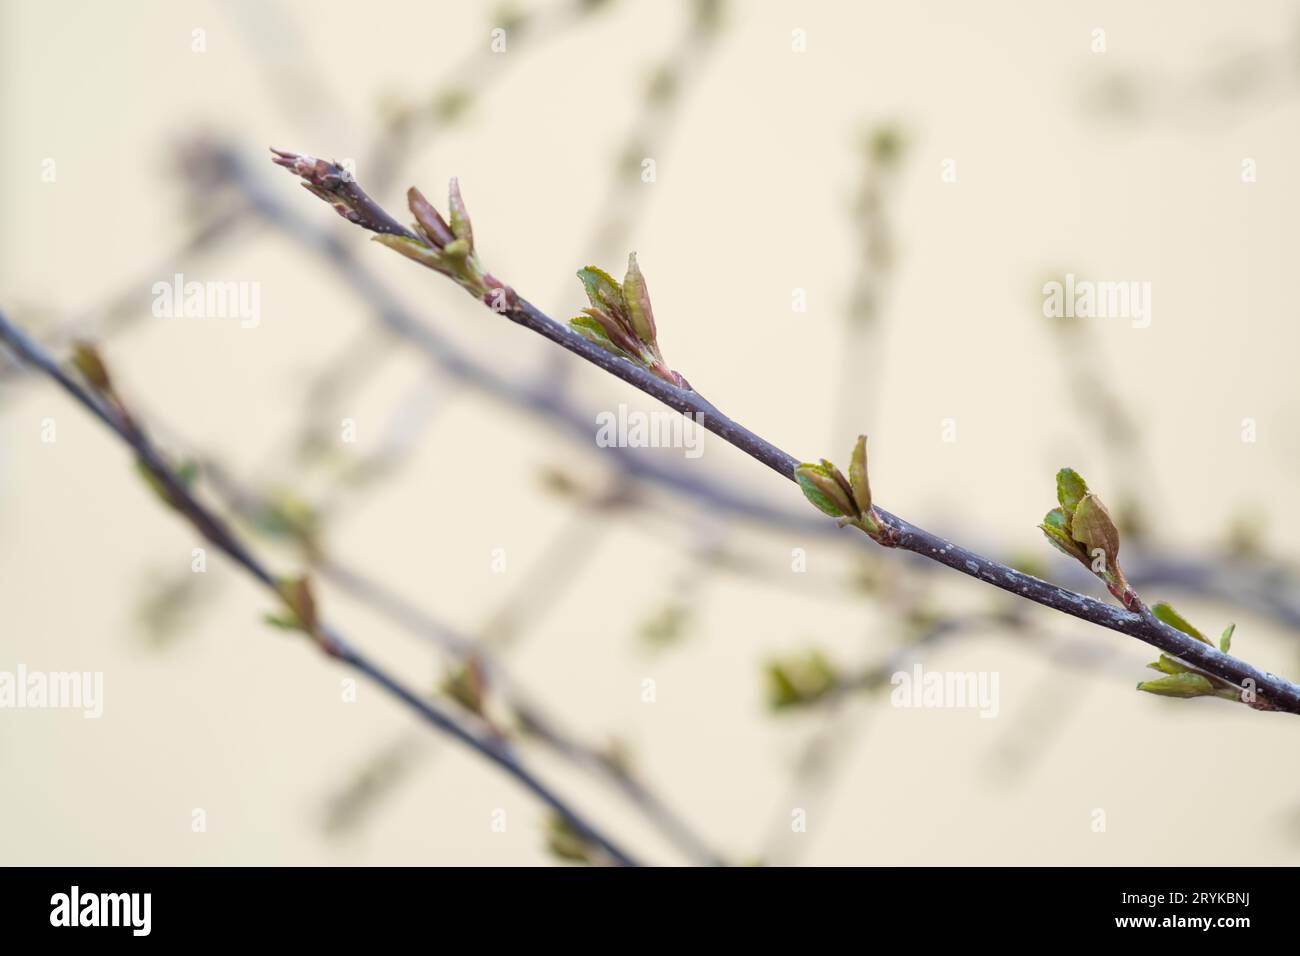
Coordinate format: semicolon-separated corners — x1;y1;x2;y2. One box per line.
1220;623;1235;653
1137;671;1239;701
572;256;686;388
1137;672;1218;698
820;459;857;514
447;177;474;247
1070;493;1121;567
407;186;454;247
577;266;626;318
1140;614;1244;705
621;252;657;345
1056;468;1088;517
1151;602;1211;645
794;463;854;518
1146;655;1192;675
373;233;445;270
569;314;639;363
1040;508;1083;559
849;435;871;516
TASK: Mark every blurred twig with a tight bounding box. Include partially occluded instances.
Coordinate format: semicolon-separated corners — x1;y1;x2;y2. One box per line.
0;312;639;867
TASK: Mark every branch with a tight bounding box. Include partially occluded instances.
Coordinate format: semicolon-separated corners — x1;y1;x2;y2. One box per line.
270;151;1300;716
0;312;639;866
173;143;1300;644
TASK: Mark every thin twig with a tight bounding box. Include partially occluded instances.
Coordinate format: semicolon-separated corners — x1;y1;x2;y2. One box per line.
270;153;1300;715
0;310;640;866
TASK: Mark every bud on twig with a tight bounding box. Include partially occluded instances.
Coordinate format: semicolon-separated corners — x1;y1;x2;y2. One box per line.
1041;471;1249;706
266;574;338;655
270;150;513;309
1039;468;1135;609
569;254;688;388
373;183;512;306
71;341;114;395
794;435;883;537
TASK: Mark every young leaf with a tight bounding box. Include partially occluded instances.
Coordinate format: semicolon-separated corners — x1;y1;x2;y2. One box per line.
1220;623;1235;653
820;459;858;518
577;266;626;318
1146;655;1192;675
848;435;871;516
373;233;446;271
1070;493;1121;568
1042;507;1070;535
1151;602;1210;645
447;177;474;247
621;252;657;345
1056;468;1088;517
407;186;454;247
1136;672;1217;698
795;466;844;517
569;315;636;361
1040;509;1083;559
794;463;854;518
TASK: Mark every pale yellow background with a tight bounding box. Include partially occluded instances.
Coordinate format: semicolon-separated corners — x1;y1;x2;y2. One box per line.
1;0;1298;865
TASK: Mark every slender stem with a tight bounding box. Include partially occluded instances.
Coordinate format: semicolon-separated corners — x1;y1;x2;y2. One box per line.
193;146;1300;641
0;310;640;866
267;155;1300;715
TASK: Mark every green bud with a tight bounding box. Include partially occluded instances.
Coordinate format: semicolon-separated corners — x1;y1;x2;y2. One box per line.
819;459;857;517
1070;493;1121;570
795;463;855;518
848;435;871;516
621;252;657;345
447;177;474;248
